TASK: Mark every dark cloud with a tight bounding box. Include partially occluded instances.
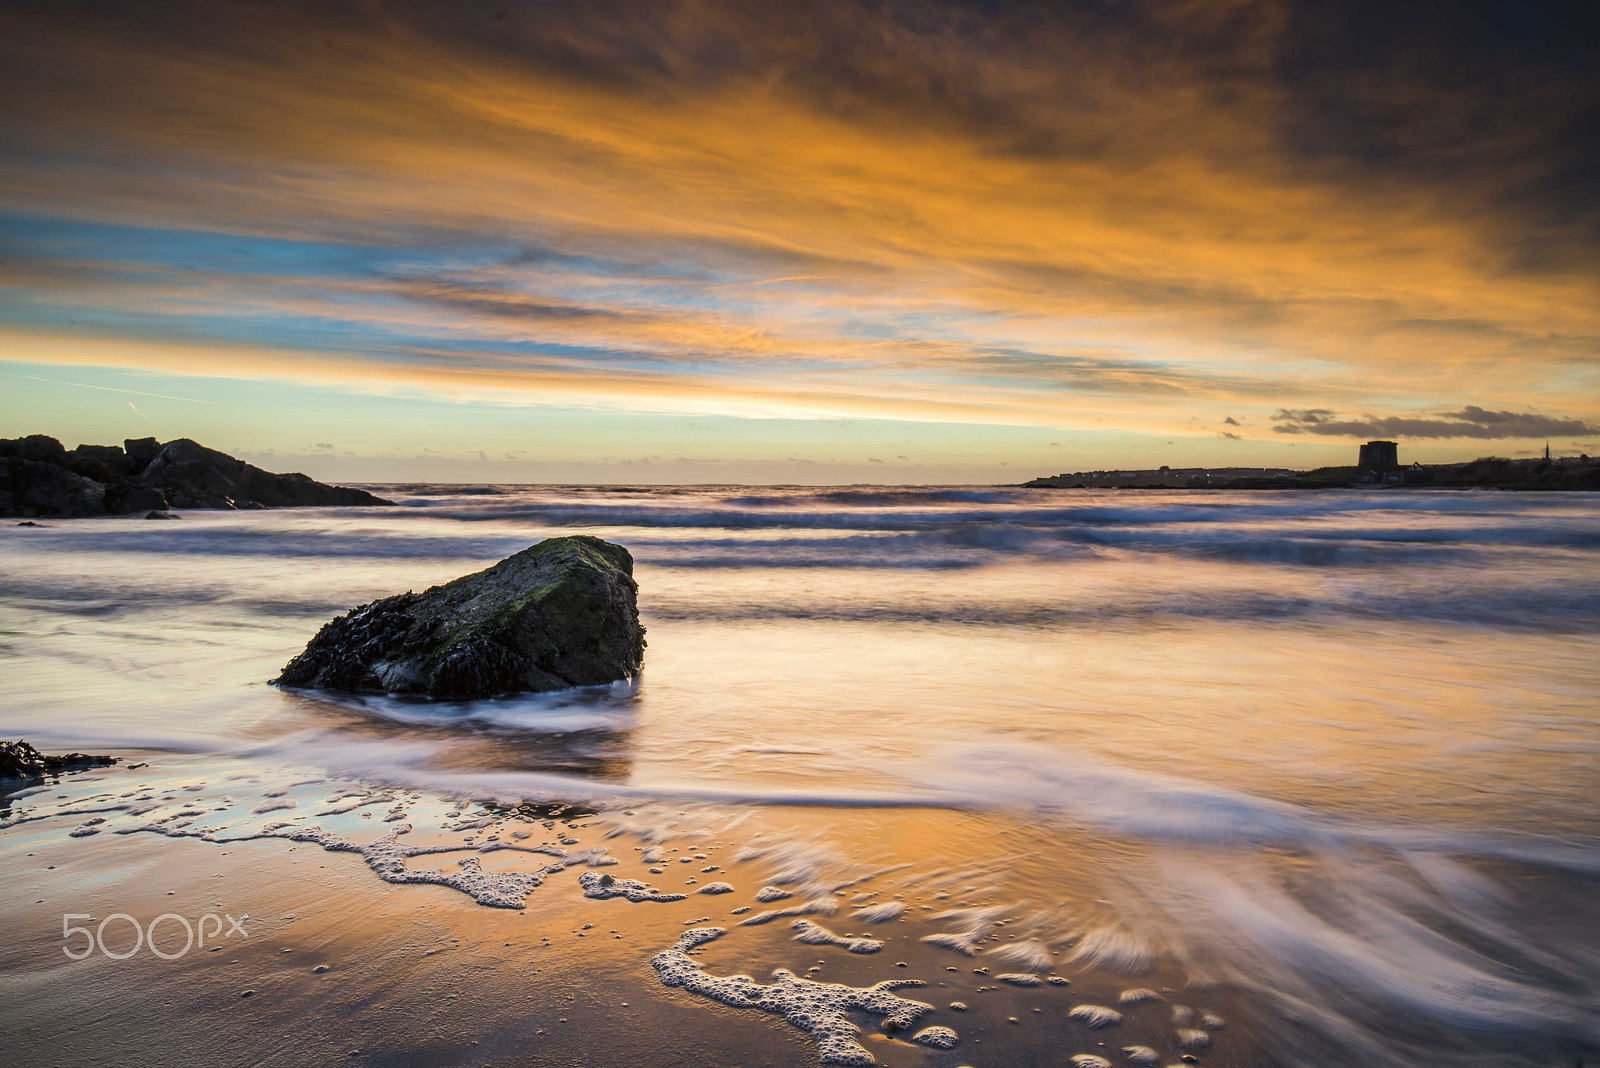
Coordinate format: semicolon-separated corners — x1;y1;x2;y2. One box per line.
464;0;1597;267
391;279;625;323
1274;0;1600;267
0;0;1595;439
1272;405;1600;439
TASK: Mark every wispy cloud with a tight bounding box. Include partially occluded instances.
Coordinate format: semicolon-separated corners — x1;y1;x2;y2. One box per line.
0;0;1595;462
1272;406;1600;440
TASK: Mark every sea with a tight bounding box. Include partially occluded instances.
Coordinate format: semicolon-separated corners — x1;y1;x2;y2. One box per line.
2;485;1597;1068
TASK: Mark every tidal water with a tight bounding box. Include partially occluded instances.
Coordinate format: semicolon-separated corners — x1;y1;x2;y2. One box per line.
2;485;1598;1067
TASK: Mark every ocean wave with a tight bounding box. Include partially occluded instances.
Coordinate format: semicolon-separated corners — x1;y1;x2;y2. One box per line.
726;488;1020;507
12;520;1593;572
289;679;642;734
645;584;1600;630
6;526;526;560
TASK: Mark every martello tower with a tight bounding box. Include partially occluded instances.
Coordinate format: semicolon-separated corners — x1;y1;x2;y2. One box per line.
1358;440;1398;475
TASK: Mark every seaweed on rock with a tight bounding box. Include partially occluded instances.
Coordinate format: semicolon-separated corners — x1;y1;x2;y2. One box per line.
275;536;644;699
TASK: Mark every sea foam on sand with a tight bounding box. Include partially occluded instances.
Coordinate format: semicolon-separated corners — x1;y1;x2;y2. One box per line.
651;926;934;1067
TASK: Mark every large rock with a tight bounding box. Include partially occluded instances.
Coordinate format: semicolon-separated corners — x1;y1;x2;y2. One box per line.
0;457;107;517
0;434;69;465
0;433;393;516
138;438;390;508
107;484;170;514
124;437;162;466
274;536;646;699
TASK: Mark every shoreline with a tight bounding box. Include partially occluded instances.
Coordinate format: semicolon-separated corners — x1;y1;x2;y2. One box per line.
3;482;1597;1068
2;757;1270;1068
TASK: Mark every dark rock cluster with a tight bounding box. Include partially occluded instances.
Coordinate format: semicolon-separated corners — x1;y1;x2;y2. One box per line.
275;535;646;700
1411;456;1600;490
1026;456;1600;491
0;740;118;781
0;434;393;517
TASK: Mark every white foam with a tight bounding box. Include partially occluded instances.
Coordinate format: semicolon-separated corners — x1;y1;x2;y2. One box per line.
791;919;883;954
651;927;931;1066
986;939;1053;969
996;973;1040;986
1069;1055;1113;1068
755;885;794;902
851;901;905;924
578;870;687;903
267;826;563;908
1118;988;1160;1005
1068;925;1155;973
1067;1004;1123;1028
1121;1046;1159;1066
911;1025;959;1049
113;812;574;908
699;881;735;895
317;793;392;815
739;897;839;927
921;904;1008;955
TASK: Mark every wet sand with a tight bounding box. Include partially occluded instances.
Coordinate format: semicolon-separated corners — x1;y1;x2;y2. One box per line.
2;759;1267;1068
4;486;1598;1067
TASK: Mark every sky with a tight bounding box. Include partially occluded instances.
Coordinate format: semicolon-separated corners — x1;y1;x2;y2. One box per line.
1;0;1597;483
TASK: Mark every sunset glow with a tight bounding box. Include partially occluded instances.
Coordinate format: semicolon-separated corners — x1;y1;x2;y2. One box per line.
3;0;1596;480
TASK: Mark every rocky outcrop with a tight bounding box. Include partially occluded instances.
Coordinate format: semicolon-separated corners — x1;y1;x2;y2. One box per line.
0;456;109;516
274;536;646;700
0;434;392;517
0;740;118;780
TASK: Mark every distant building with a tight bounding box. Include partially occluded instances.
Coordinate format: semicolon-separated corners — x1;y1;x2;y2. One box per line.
1358;440;1398;475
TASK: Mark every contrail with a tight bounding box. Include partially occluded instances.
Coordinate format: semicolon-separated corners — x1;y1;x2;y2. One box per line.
2;372;214;404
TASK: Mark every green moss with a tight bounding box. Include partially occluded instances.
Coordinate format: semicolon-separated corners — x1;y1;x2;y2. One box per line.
277;534;641;697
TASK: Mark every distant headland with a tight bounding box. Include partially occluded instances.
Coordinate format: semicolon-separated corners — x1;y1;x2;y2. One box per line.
1024;440;1600;491
1;434;393;518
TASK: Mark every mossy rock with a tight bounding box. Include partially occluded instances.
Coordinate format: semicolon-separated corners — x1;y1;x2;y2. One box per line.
274;536;645;699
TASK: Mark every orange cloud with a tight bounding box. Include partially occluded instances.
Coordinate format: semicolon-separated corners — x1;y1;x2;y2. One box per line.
0;0;1595;447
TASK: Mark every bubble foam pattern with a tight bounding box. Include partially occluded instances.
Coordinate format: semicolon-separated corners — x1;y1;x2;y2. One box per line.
652;927;931;1066
579;869;687;902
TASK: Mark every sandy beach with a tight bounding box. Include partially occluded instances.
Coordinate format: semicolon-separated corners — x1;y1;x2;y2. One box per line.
3;485;1598;1067
4;760;1269;1068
